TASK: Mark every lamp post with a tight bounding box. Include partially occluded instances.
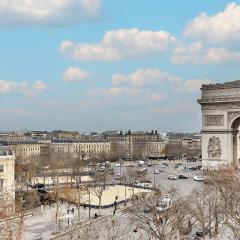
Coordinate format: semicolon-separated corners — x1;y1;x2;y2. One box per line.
119;159;122;184
153;163;156;189
124;177;127;206
88;186;91;220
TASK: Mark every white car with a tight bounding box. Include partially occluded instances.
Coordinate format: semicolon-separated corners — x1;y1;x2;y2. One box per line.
194;175;204;181
167;175;177;180
154;169;160;174
137;160;145;166
114;163;120;167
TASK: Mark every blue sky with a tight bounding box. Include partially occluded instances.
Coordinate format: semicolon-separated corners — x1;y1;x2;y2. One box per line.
0;0;239;132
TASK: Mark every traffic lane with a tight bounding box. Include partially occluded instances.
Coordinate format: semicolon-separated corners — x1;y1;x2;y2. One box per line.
112;162;203;196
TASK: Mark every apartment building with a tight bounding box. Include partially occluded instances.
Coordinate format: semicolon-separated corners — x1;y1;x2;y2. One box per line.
109;131;165;159
0;146;15;199
0;140;50;161
51;140;110;160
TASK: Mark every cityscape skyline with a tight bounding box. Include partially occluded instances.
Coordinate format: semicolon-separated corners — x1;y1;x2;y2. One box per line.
0;0;239;131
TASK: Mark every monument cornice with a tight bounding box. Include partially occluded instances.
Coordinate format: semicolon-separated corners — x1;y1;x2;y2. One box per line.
198;97;240;104
201;129;235;133
201;80;240;90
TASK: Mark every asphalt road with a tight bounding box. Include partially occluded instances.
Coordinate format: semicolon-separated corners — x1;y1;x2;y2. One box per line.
112;160;203;196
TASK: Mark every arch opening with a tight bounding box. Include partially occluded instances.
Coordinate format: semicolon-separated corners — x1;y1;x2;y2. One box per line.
231;117;240;165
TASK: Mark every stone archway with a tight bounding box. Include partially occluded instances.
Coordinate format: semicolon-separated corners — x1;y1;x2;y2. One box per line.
198;80;240;168
230;116;240;165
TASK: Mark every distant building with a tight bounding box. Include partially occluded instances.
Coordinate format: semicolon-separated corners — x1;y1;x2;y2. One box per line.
109;131;165;159
0;140;49;160
182;135;202;150
0;146;15;199
51;130;80;140
51;140;110;160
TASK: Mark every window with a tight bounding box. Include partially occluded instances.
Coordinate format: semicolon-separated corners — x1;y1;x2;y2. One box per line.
0;165;3;173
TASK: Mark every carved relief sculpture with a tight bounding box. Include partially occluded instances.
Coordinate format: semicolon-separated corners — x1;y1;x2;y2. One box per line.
207;136;222;159
205;115;224;127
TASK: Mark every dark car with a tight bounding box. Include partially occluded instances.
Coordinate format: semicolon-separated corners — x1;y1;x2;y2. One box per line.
178;174;188;179
33;183;45;189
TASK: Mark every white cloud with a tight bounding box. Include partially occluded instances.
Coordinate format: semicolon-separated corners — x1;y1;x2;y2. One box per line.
60;28;176;62
0;80;16;93
147;93;165;102
63;67;90;82
184;2;240;43
171;47;240;64
173;41;203;55
0;79;47;96
184;79;214;92
0;0;102;27
112;68;181;87
87;86;164;103
34;80;47;91
152;102;196;115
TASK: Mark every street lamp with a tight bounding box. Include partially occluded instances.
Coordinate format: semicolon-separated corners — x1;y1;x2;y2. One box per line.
153;163;156;188
124;177;127;206
88;186;91;220
67;206;74;228
119;159;122;184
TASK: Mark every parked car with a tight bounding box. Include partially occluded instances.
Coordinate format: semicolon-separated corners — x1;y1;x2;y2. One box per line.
194;175;204;181
32;183;45;190
137;160;145;166
187;227;210;240
178;174;188;179
175;162;182;166
114;163;120;167
154;169;160;174
162;162;168;166
167;175;177;180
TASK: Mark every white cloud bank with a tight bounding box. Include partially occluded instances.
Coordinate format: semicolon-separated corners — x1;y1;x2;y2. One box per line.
171;44;240;64
60;28;176;62
0;0;102;27
184;2;240;43
0;80;47;96
112;68;181;88
86;68;212;107
172;2;240;64
63;66;90;81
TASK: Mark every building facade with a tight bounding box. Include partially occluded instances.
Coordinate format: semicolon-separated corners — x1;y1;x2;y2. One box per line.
109;132;165;159
51;140;111;160
0;146;15;199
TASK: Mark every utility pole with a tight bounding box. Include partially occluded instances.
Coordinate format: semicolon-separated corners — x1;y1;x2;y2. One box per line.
88;186;91;220
119;159;122;184
153;163;156;188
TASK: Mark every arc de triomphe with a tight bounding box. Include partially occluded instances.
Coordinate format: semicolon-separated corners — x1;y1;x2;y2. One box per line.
198;80;240;168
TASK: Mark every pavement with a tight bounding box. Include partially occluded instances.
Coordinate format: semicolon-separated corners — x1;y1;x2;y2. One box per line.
24;203;118;240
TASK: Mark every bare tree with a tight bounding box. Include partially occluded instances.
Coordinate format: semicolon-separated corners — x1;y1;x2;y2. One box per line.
90;185;104;216
205;165;240;239
125;188;184;240
0;190;24;240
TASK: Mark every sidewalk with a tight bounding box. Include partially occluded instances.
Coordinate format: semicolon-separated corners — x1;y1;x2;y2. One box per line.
23;202;117;240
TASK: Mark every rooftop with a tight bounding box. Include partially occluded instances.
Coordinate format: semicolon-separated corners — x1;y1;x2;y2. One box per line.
0;145;13;156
